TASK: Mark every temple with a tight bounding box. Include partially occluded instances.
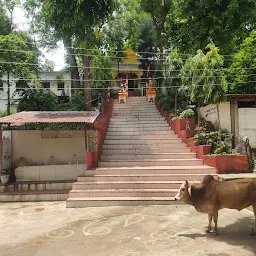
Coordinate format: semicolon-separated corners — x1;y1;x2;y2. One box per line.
111;48;156;102
111;48;143;97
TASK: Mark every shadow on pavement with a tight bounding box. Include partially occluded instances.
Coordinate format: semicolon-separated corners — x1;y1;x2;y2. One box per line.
178;216;256;255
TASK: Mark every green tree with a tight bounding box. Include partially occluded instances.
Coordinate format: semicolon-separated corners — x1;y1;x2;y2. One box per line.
101;0;142;56
178;0;256;54
137;14;157;78
182;43;226;128
141;0;173;67
0;9;11;35
33;0;114;110
0;33;39;114
166;49;186;114
227;31;256;94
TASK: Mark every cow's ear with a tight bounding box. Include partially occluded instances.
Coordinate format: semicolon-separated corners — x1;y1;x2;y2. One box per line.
184;180;189;188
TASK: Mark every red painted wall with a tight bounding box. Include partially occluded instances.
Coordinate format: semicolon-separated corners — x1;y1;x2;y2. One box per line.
86;99;114;170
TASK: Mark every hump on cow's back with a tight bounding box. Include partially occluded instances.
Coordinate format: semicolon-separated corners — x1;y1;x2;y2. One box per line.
202;175;215;185
191;175;214;198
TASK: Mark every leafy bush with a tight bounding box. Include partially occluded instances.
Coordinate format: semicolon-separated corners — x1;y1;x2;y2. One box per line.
179;109;195;118
68;92;86;111
157;93;173;112
156;87;188;113
17;90;86;130
195;131;236;155
0;110;16;117
18;89;58;112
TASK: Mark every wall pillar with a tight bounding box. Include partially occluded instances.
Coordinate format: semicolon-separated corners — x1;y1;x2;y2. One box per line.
85;129;98;170
85;98;114;170
230;99;239;138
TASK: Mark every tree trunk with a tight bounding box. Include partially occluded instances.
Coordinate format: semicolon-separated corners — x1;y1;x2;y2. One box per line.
65;45;80;94
7;72;10;116
83;55;92;110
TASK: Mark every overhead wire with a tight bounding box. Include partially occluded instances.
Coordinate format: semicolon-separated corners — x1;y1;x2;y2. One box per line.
0;37;240;57
2;79;256;91
0;60;256;73
1;73;256;83
0;47;246;62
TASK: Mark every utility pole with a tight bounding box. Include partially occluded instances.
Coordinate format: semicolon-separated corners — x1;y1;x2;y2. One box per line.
7;72;10;116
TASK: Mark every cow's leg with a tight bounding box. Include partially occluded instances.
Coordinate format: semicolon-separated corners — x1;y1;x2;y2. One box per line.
213;210;218;235
251;204;256;236
206;213;212;233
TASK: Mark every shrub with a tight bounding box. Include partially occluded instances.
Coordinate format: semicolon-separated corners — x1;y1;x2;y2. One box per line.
195;131;235;155
179;109;195;118
0;110;16;117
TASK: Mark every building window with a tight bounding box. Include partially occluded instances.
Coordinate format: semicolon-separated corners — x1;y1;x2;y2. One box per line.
16;80;28;92
238;101;256;108
57;82;65;91
41;82;50;89
0;79;3;91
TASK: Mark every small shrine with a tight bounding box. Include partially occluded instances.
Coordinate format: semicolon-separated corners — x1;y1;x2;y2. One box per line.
118;79;128;104
146;78;156;102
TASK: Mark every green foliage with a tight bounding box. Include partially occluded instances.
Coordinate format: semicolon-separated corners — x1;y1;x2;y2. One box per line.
168;49;184;87
17;89;58;111
227;31;256;94
68;92;86;111
156;92;173;112
0;110;15;117
0;9;11;35
162;49;188;113
137;13;157;77
156;49;188;113
177;0;256;54
17;90;86;130
179;109;195;118
91;53;112;90
181;42;226;106
41;0;114;42
195;131;236;155
0;33;38;78
23;0;59;50
101;0;142;55
141;0;173;67
18;88;88;112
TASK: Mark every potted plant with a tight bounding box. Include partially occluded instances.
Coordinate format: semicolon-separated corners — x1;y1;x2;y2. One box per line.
171;109;196;134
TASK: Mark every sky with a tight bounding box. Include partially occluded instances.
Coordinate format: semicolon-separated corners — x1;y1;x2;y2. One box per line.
13;4;65;71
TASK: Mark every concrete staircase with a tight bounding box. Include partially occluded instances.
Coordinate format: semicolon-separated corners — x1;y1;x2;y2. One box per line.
66;97;215;207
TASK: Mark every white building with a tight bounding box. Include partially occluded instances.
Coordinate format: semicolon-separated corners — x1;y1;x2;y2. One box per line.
0;71;72;112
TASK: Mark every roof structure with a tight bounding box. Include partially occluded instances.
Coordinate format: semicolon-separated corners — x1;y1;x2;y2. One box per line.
226;94;256;99
0;111;100;124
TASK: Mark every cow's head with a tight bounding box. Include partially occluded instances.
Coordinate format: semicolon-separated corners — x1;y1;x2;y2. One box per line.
175;180;190;201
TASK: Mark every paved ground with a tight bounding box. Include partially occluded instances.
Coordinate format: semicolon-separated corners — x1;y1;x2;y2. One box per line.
0;202;255;256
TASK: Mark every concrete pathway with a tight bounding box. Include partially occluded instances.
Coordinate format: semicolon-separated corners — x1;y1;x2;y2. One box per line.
0;202;255;256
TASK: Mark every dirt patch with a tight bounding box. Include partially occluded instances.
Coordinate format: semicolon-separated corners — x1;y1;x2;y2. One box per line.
34;208;45;212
